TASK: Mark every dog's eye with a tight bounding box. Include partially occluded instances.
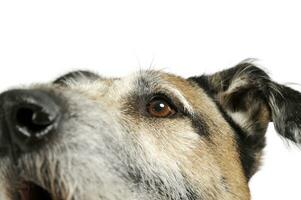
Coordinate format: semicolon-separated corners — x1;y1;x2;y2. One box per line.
147;97;176;118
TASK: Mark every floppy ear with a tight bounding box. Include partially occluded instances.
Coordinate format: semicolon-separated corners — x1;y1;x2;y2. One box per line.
189;61;301;177
190;61;301;144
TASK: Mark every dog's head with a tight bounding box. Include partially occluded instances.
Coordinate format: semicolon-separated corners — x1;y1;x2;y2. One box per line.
0;61;300;200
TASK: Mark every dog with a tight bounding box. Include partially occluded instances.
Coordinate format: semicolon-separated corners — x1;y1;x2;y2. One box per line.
0;61;300;200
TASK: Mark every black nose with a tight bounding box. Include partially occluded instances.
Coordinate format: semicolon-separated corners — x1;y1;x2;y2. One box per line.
0;90;61;154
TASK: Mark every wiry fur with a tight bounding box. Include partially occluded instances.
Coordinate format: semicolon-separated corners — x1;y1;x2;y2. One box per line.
0;61;301;200
189;61;301;178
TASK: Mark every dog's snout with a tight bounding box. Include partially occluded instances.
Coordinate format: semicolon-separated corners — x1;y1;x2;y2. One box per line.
0;89;61;154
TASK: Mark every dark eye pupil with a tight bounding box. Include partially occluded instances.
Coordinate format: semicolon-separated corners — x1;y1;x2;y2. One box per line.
154;102;165;112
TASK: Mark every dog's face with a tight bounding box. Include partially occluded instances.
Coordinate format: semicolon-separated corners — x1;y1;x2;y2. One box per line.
0;62;301;200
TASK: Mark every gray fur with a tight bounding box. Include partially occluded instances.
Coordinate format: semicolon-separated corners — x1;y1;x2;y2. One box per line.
1;63;301;200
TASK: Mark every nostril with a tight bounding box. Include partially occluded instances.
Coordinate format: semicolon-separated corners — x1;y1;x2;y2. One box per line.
0;89;62;155
15;106;54;134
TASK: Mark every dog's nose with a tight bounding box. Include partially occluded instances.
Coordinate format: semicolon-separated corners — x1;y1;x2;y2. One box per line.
0;89;61;154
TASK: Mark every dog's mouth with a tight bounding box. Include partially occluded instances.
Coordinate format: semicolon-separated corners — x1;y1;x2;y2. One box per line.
18;181;53;200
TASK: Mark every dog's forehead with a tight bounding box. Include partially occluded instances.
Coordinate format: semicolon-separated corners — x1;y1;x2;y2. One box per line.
58;70;202;111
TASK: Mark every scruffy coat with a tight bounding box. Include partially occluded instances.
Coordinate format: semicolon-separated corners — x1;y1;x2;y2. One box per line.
0;61;300;200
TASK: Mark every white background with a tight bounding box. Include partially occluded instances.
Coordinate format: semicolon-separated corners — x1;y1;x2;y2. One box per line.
1;1;301;199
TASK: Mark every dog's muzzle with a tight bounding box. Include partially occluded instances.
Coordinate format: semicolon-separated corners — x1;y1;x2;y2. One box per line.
0;89;62;200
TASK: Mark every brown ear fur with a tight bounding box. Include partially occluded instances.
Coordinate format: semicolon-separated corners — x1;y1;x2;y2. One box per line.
189;61;301;178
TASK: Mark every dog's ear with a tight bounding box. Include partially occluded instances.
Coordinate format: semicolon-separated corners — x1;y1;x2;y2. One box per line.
189;61;301;144
189;61;301;178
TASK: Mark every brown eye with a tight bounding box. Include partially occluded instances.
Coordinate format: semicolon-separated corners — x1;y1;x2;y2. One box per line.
147;98;176;118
